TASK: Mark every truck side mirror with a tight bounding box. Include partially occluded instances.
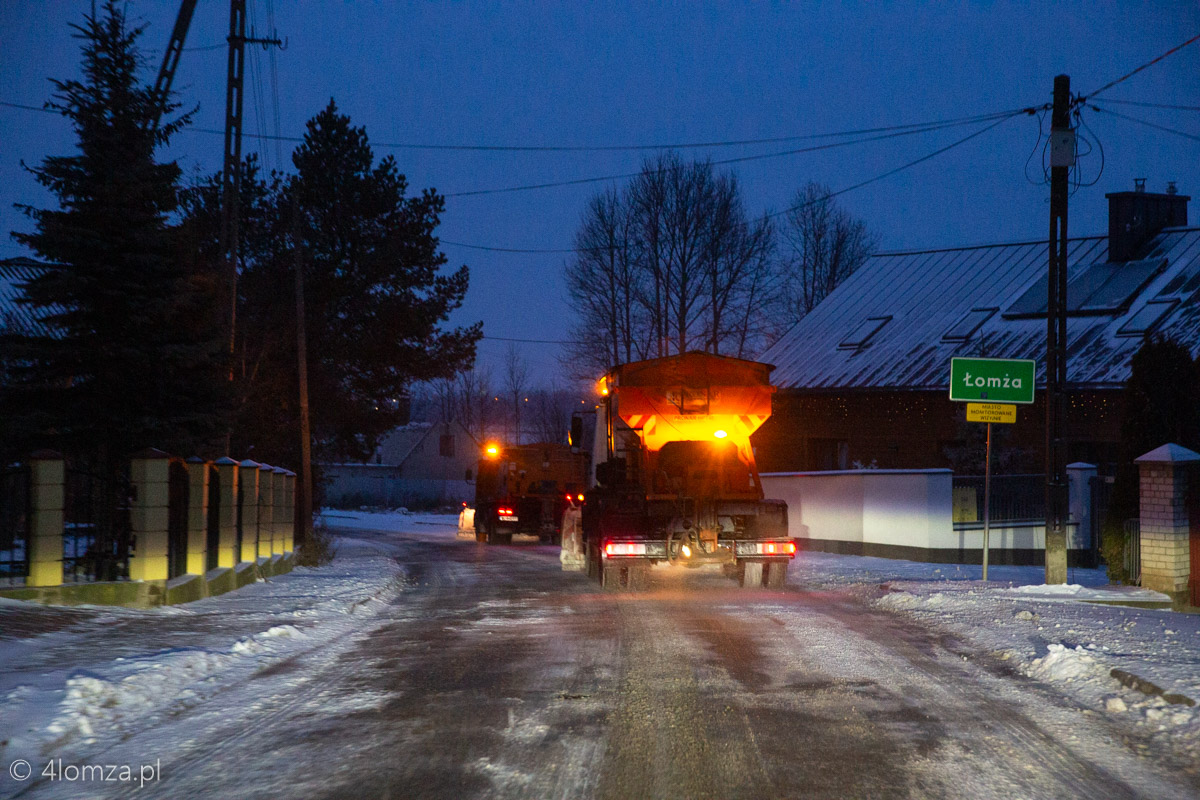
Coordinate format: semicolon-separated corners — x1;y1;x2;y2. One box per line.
569;413;583;451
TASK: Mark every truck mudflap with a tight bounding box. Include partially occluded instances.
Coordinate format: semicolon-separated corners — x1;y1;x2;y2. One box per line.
560;507;586;571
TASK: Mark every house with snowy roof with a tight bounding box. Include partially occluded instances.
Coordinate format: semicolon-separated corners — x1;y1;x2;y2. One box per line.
321;420;479;508
752;182;1195;475
0;257;62;337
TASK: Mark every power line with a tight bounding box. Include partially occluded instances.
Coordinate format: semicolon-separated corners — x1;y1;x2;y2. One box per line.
1099;98;1200;112
1079;32;1200;102
481;335;583;345
1088;103;1200;144
2;95;1032;154
442;112;1024;255
442;111;1030;198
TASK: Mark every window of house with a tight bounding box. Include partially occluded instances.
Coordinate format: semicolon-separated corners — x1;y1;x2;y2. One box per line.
942;307;997;342
464;468;473;481
837;316;891;350
1003;258;1166;318
1116;298;1178;338
439;434;455;458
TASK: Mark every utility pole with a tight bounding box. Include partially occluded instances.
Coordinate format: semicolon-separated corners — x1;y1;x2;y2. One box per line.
293;195;313;544
218;0;283;374
1045;75;1073;584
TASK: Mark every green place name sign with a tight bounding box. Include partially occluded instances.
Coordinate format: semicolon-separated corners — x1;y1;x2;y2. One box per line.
949;357;1035;404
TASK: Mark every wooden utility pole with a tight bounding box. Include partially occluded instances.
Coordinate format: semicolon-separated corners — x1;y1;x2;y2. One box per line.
293;196;313;544
1045;75;1072;584
218;0;282;372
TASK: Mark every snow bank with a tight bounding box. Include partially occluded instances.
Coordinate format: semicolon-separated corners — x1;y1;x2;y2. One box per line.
1026;644;1102;683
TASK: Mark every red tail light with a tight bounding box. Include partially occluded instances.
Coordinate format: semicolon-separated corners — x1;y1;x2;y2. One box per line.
604;541;646;557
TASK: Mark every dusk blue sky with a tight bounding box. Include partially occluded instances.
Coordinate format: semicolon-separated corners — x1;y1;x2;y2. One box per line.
2;2;1197;384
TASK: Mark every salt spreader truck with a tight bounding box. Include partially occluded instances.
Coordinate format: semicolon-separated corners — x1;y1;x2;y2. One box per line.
561;351;794;589
473;442;588;545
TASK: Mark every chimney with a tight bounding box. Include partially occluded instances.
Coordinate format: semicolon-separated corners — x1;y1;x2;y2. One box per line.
1106;181;1190;262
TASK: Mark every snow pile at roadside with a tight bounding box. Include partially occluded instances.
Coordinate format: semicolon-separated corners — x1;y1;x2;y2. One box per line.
1026;643;1102;683
0;536;402;765
999;582;1171;603
866;581;1200;759
44;624;309;747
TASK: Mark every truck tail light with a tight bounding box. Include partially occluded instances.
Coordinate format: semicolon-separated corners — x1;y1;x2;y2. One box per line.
736;540;797;557
604;541;646;557
498;507;513;516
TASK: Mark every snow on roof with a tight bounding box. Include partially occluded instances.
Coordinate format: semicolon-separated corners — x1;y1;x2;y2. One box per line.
0;257;66;338
762;228;1200;392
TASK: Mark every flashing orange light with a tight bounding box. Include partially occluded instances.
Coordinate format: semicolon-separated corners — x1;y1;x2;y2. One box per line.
484;443;500;458
577;493;584;502
597;376;609;396
713;429;728;439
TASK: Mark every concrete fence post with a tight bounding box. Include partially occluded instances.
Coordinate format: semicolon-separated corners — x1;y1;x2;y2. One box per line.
185;456;208;575
258;464;274;560
1135;443;1198;609
214;458;239;567
238;460;260;565
1066;462;1097;552
27;450;65;588
129;448;171;582
272;466;287;555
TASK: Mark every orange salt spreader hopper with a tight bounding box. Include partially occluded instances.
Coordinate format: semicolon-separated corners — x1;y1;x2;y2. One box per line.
603;351;774;468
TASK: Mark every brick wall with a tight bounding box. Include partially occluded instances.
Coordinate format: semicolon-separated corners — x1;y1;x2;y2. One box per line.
1138;461;1192;599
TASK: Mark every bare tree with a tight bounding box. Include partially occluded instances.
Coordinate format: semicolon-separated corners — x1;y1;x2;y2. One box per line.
771;181;877;343
454;363;494;443
563;152;777;374
528;383;577;445
503;342;529;444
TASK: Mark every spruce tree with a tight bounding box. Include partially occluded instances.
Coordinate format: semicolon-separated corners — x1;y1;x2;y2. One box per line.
2;2;227;464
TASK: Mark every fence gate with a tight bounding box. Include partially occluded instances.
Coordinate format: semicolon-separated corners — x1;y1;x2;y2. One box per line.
0;464;31;587
167;460;190;579
1089;475;1113;566
64;465;132;583
206;466;221;573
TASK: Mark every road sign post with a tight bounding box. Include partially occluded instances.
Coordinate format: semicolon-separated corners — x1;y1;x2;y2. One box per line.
950;359;1032;581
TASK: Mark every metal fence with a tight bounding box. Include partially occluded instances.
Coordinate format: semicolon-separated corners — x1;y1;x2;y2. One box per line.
1123;518;1141;585
0;464;31;587
952;474;1046;522
63;465;132;583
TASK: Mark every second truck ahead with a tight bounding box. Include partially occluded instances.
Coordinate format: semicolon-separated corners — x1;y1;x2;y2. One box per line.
562;351;794;589
473;441;588;545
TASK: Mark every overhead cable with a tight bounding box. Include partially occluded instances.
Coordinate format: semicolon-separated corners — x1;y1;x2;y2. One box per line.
1098;98;1200;112
1088;104;1200;144
1079;32;1200;102
442;112;1024;254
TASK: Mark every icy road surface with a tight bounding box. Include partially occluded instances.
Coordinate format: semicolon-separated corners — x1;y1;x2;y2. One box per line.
1;512;1198;800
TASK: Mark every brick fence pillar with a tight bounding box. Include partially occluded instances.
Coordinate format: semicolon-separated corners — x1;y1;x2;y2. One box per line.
1135;443;1198;609
214;458;239;567
238;460;260;565
129;448;171;582
185;456;208;575
257;464;274;560
27;450;65;587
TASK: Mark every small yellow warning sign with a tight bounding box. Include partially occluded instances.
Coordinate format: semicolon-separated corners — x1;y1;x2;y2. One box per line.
966;402;1017;424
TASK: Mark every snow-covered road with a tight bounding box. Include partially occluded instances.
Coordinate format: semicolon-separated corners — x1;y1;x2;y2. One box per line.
1;511;1198;799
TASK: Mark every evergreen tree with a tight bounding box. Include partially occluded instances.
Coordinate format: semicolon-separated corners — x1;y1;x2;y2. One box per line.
1;2;227;463
189;101;481;468
1101;335;1200;582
